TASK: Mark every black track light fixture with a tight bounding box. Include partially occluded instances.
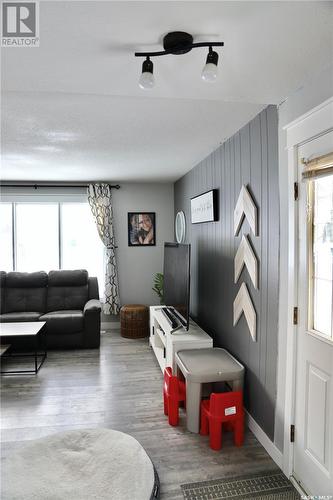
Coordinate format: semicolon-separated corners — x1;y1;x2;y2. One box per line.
135;31;224;89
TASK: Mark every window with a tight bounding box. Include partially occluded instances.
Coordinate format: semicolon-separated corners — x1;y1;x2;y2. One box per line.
0;202;104;296
308;175;333;339
16;204;59;272
0;203;13;272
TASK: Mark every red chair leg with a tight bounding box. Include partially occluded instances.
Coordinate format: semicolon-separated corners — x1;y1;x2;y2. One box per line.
209;419;222;451
234;416;244;446
163;391;168;416
200;408;209;436
168;399;179;426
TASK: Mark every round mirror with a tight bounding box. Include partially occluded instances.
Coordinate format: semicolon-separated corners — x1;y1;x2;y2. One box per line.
175;211;186;243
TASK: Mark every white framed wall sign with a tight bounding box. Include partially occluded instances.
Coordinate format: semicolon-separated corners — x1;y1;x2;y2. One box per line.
190;189;218;224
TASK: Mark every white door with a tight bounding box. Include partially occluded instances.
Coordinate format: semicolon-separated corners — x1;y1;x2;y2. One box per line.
294;131;333;495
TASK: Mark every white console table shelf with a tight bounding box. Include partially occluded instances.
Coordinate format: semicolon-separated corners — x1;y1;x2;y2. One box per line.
149;306;213;373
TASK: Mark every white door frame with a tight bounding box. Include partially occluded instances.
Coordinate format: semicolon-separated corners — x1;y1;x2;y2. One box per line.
282;96;333;479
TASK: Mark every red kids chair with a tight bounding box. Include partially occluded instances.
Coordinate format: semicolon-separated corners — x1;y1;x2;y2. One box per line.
163;367;186;426
200;391;244;450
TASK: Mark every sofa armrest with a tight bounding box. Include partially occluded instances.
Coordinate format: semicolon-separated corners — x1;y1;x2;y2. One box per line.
83;299;101;348
84;299;101;314
88;277;99;300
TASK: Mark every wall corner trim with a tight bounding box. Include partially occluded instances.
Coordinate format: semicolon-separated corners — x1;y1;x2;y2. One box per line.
245;410;283;470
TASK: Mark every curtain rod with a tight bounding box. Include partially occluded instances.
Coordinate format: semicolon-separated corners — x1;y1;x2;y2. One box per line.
0;183;121;189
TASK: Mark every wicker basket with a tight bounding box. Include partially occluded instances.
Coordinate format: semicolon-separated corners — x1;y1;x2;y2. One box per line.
120;304;149;339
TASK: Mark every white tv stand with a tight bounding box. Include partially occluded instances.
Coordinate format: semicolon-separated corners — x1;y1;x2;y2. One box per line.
149;306;213;373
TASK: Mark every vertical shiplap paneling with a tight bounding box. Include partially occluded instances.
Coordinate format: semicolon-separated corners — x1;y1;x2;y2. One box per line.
238;115;252;396
259;108;269;419
265;106;280;429
174;105;279;440
233;131;243;359
248;112;269;427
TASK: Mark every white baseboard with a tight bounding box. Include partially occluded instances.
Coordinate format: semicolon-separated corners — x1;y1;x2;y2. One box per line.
245;410;283;469
289;475;309;496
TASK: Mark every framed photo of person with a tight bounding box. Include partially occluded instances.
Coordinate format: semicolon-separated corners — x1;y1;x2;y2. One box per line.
128;212;156;246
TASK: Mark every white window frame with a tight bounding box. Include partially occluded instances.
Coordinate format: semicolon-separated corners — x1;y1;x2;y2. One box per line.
307;178;333;342
0;193;101;273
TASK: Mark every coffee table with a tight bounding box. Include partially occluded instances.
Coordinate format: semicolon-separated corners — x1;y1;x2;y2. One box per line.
0;322;47;375
176;348;245;433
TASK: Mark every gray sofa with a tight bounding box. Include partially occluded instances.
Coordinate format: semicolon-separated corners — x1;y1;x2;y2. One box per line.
0;269;101;349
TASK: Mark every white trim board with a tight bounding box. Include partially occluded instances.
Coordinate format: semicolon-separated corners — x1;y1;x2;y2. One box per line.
283;96;333;149
289;476;309;497
246;410;283;470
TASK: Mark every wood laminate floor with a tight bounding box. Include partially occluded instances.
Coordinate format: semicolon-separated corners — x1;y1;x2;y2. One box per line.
1;326;279;499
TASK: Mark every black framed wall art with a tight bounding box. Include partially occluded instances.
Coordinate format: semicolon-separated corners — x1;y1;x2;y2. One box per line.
190;189;218;223
128;212;156;246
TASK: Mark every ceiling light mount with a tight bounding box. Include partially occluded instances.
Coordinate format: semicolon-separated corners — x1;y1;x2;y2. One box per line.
162;31;194;55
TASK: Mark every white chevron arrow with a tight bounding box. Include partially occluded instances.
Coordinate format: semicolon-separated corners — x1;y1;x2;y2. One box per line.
233;283;257;341
234;235;258;289
234;185;257;236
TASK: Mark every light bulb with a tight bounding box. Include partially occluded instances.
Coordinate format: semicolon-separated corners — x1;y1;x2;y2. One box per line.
139;71;155;90
201;48;219;83
139;57;155;90
201;63;218;82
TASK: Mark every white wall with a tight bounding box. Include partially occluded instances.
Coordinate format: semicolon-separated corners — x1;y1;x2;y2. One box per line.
112;182;174;308
275;65;333;453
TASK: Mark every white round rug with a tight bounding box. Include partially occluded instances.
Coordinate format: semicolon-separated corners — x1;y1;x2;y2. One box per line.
2;428;160;500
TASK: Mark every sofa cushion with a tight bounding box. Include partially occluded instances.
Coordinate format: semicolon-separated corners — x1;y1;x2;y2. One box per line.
4;272;48;314
0;312;42;322
40;310;84;334
0;271;6;314
48;270;88;287
6;271;48;289
47;270;88;312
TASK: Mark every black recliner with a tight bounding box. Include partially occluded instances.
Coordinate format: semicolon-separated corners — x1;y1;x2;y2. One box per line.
0;269;101;349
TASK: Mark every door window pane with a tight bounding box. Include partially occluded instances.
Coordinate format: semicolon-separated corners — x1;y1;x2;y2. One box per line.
0;203;13;271
61;203;104;295
16;204;59;272
311;176;333;338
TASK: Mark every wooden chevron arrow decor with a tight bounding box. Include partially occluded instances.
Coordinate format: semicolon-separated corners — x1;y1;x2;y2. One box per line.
233;282;257;341
234;185;257;236
234;235;258;289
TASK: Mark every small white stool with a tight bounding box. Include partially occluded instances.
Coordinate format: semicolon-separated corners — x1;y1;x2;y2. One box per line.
176;348;245;433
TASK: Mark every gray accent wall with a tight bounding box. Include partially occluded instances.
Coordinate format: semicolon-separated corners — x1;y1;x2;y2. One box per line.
174;105;279;440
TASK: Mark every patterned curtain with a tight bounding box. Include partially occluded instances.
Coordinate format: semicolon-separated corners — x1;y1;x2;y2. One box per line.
87;184;120;315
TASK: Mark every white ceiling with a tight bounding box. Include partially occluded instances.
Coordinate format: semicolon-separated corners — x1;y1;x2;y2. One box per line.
1;1;332;182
